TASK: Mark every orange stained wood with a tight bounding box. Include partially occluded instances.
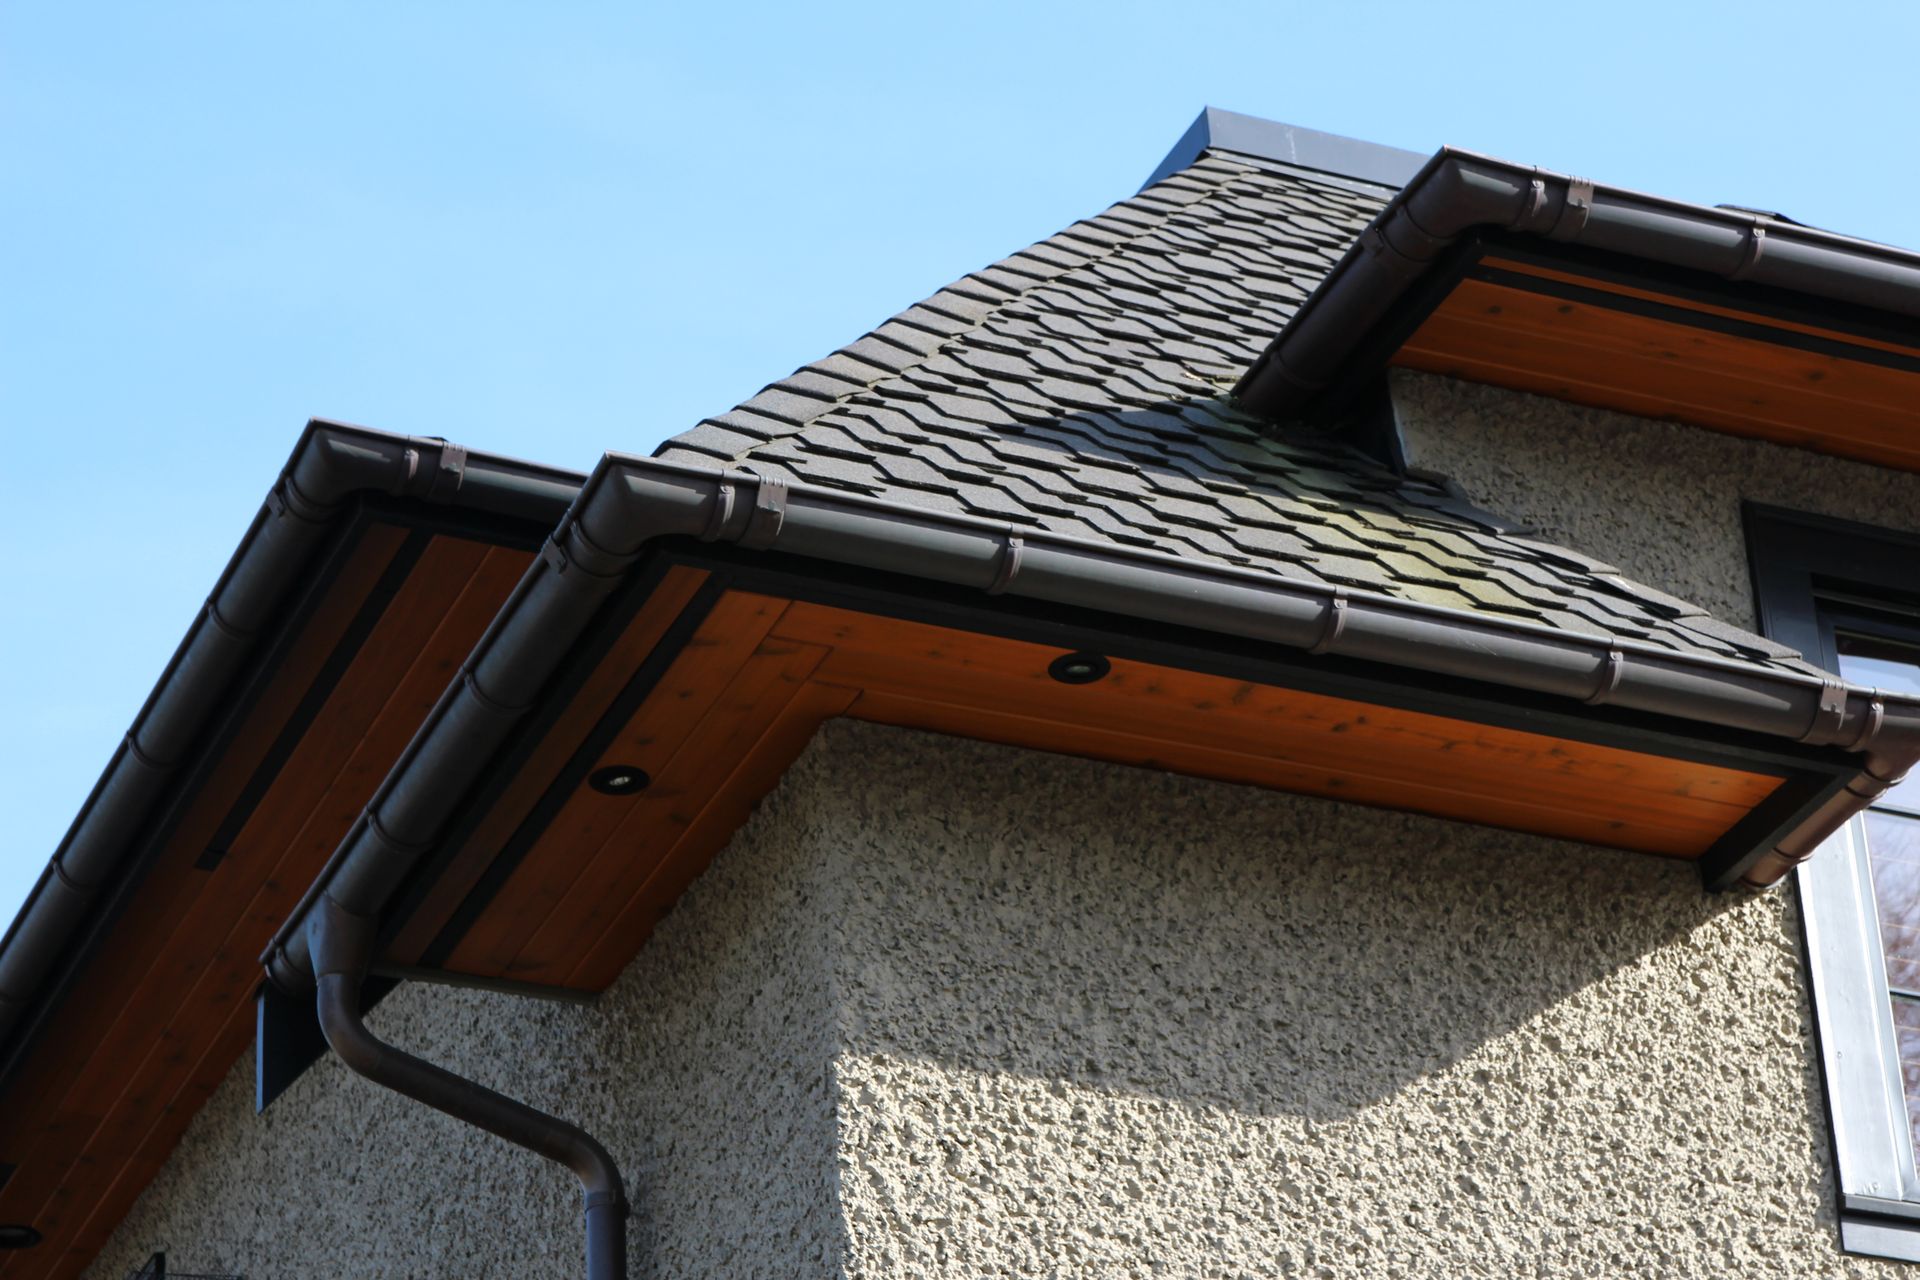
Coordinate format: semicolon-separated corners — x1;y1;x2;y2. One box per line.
1393;272;1920;473
386;564;712;965
0;532;534;1280
440;591;1787;996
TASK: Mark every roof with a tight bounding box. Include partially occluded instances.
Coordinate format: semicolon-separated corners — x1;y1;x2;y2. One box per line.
655;145;1814;677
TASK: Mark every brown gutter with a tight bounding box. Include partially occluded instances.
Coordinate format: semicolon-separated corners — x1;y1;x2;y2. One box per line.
1234;147;1920;420
264;454;1920;1003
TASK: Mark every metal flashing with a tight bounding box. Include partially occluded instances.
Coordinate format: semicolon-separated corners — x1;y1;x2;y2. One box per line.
1142;107;1426;193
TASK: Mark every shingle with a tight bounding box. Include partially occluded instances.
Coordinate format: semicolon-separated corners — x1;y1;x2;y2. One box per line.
648;156;1811;677
738;386;836;426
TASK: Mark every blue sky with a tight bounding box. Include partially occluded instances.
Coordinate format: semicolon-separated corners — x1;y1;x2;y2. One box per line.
4;1;1918;927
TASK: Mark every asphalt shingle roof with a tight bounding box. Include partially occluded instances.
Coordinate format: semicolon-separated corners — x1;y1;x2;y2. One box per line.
655;150;1812;675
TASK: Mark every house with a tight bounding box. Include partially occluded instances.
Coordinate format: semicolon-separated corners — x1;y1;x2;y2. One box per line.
4;105;1920;1276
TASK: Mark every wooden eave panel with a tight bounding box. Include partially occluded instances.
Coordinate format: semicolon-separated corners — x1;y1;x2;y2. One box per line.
0;531;533;1280
1392;263;1920;472
437;588;1790;997
385;564;713;967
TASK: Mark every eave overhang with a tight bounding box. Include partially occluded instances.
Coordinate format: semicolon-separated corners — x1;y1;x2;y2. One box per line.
258;455;1920;1023
1235;149;1920;471
0;423;580;1279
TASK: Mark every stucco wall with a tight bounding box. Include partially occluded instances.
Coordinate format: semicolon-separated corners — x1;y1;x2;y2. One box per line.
90;377;1920;1278
1389;370;1920;630
83;764;851;1279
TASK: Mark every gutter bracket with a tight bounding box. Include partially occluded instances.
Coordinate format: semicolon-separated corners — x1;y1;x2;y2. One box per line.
701;481;738;542
1547;178;1594;242
986;533;1025;595
1801;675;1851;744
427;442;468;501
739;479;789;550
1307;590;1349;655
1585;646;1626;705
1729;223;1769;282
1510;176;1548;229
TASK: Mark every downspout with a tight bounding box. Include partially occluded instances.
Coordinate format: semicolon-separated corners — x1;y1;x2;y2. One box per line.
306;896;627;1280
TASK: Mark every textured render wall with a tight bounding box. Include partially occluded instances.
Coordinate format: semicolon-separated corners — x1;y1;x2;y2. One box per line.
813;724;1891;1279
83;769;850;1280
1389;370;1920;629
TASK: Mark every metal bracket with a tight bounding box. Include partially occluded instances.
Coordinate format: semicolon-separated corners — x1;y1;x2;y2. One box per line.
1729;224;1768;282
701;480;738;542
428;442;468;501
1549;178;1594;241
986;534;1024;595
1307;591;1349;655
1509;175;1548;228
1800;674;1851;743
739;480;789;550
1585;646;1626;705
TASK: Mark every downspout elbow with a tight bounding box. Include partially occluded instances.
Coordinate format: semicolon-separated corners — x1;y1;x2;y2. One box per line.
307;897;628;1277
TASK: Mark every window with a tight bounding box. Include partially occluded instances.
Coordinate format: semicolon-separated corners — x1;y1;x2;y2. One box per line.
1749;505;1920;1260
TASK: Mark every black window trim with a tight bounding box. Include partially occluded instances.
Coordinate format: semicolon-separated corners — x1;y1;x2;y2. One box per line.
1747;502;1920;1261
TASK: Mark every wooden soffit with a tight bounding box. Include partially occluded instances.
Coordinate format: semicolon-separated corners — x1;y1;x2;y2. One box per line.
1388;240;1920;472
0;502;557;1280
381;550;1855;999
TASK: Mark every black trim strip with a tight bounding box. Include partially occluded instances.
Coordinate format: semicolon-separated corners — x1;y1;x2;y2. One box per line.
0;509;379;1094
0;502;566;1098
1479;235;1920;357
195;529;431;871
1468;263;1920;377
1698;768;1856;891
676;540;1852;781
407;568;727;970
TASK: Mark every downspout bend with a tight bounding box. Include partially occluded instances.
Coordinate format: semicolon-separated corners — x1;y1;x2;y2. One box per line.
307;895;628;1280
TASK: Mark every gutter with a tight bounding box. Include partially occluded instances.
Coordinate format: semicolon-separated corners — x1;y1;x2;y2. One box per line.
264;452;1920;1000
1234;147;1920;419
0;421;580;1054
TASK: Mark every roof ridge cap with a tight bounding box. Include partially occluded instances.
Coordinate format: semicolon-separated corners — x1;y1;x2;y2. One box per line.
1142;107;1426;193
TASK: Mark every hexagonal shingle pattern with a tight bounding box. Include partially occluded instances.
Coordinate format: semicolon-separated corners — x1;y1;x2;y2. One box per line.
654;150;1811;674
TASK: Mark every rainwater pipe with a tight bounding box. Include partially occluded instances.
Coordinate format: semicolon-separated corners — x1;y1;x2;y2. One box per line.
306;895;627;1279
